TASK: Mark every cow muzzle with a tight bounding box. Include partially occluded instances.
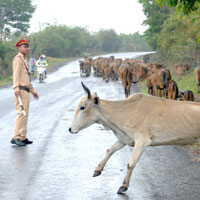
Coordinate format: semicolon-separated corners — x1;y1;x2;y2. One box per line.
69;127;78;134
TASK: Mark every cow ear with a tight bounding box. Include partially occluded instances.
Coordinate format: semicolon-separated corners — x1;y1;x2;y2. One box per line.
81;82;91;99
93;92;100;105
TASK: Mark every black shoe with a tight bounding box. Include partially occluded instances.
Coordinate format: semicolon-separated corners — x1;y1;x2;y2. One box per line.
22;138;33;144
10;138;26;146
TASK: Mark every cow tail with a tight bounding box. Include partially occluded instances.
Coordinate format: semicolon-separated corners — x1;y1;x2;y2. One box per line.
125;68;129;96
161;71;166;81
125;68;128;87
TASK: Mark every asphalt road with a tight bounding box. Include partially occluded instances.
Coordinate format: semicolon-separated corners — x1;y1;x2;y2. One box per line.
0;52;200;200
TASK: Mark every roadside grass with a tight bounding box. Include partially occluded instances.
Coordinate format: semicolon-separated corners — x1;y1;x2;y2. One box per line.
172;70;200;97
0;76;13;86
0;56;77;87
137;67;200;99
45;56;74;69
187;142;200;154
137;80;148;94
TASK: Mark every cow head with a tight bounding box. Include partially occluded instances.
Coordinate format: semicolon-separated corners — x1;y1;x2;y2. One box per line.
157;70;167;90
69;82;100;134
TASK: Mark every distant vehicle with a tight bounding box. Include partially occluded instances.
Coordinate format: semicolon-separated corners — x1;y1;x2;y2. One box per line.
36;55;48;83
37;64;46;83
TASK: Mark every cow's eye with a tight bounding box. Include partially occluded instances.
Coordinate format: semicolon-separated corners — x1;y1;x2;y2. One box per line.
80;106;85;110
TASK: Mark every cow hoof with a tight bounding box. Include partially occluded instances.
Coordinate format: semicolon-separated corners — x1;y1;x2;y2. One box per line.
117;186;128;194
93;170;101;177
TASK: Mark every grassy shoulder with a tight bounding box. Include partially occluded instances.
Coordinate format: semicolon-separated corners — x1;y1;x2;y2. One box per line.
172;70;200;97
0;56;77;87
138;70;200;96
137;80;148;94
137;69;200;99
0;76;13;86
46;56;76;70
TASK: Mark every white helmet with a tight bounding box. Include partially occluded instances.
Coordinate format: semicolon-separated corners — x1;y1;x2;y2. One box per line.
40;55;46;58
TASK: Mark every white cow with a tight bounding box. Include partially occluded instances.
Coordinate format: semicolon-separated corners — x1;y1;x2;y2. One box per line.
69;82;200;194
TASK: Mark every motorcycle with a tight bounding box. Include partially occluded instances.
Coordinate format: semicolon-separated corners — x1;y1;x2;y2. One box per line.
37;65;46;83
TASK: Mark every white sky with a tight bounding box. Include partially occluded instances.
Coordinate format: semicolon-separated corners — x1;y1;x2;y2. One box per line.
29;0;147;34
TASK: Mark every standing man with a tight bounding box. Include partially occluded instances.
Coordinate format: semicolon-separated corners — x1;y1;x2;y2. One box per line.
29;55;36;75
11;36;39;146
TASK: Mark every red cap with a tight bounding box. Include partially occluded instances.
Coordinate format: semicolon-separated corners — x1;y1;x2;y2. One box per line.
16;36;29;47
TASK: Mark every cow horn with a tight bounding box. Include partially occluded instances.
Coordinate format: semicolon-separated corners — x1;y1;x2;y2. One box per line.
81;82;91;99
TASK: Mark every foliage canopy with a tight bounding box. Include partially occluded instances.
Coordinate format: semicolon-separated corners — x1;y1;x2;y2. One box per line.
156;0;200;14
0;0;35;40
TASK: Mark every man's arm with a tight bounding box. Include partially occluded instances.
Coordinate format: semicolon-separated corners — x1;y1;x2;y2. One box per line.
29;83;39;100
12;57;21;96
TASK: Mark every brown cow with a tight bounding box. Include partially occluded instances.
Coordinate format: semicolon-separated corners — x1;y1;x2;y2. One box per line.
146;74;153;95
79;61;85;76
103;66;111;83
175;64;183;80
119;63;133;98
79;61;91;77
148;63;163;74
147;72;157;96
109;59;122;81
194;66;200;93
174;63;190;80
182;90;194;101
156;68;171;98
93;57;105;77
167;80;178;100
132;63;148;83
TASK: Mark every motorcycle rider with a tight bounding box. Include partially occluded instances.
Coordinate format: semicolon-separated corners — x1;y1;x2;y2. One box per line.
36;55;48;78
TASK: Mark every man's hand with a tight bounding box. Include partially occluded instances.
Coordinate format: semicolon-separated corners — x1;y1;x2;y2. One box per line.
14;91;20;97
32;92;39;100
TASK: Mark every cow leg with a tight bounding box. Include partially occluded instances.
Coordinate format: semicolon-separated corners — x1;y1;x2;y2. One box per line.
118;139;150;194
153;85;157;96
157;89;161;97
156;87;159;97
127;86;130;97
173;91;176;100
163;89;166;98
124;88;127;98
93;140;125;177
127;77;132;97
164;88;167;98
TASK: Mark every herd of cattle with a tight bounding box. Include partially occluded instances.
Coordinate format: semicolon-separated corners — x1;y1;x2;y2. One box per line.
79;56;200;101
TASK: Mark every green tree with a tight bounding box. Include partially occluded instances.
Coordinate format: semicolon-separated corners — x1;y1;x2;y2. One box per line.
119;32;151;52
30;25;150;58
156;0;200;14
96;29;120;52
0;0;36;40
157;10;200;66
0;41;15;77
30;25;93;58
138;0;170;50
0;0;35;77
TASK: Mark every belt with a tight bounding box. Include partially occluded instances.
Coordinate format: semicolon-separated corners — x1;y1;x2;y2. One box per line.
19;86;30;93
